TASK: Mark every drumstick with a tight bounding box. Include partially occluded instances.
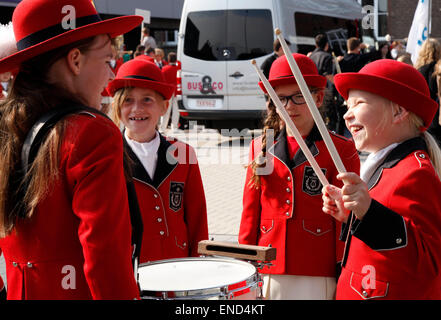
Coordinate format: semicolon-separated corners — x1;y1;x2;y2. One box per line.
275;28;347;174
332;52;342;74
251;60;328;187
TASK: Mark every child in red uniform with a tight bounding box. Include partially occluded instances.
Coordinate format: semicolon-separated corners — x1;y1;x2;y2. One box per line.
239;53;360;299
0;0;142;299
323;59;441;300
108;59;209;263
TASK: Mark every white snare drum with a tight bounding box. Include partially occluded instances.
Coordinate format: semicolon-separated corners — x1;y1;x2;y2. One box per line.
138;257;263;300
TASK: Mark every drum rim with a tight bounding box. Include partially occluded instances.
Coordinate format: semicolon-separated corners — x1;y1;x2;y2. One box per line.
138;257;259;299
138;256;257;268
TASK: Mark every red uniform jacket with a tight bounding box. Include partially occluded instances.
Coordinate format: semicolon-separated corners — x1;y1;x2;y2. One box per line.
337;137;441;300
239;127;360;276
0;112;139;300
125;133;209;263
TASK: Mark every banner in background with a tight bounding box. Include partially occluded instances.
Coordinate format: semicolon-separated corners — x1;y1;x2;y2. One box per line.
407;0;430;64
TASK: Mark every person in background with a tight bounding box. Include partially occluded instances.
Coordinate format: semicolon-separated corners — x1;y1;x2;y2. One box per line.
108;59;209;264
324;59;441;300
415;38;441;146
239;53;360;300
379;42;393;60
133;44;146;58
309;33;343;134
309;34;334;84
390;40;406;60
0;0;142;300
146;47;155;59
161;52;181;130
339;37;379;73
141;27;157;51
154;48;167;69
397;53;413;65
261;38;291;79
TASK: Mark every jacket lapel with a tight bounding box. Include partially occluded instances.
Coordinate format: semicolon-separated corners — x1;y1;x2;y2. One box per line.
268;126;321;169
124;136;154;185
124;133;179;189
292;125;321;168
268;129;291;168
367;137;427;190
152;133;178;188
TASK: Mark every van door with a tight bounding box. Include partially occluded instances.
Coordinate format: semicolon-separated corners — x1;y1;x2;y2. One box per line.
225;1;275;112
180;7;228;116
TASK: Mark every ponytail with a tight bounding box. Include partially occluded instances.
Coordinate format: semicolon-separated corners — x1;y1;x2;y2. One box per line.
423;130;441;179
408;112;441;179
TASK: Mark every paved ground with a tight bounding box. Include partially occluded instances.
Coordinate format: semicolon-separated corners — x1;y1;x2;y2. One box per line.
0;126;366;290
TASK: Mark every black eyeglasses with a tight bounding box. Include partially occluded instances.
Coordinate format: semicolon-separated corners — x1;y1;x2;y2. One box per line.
278;90;318;107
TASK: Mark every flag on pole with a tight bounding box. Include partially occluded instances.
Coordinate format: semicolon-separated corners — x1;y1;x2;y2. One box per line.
407;0;430;64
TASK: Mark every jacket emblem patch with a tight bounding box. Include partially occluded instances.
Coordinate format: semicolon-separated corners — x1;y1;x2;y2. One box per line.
302;166;326;196
170;182;184;211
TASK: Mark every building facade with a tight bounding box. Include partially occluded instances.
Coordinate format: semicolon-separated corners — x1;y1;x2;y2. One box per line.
358;0;441;41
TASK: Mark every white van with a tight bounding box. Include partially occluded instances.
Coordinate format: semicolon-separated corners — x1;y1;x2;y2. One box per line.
176;0;363;130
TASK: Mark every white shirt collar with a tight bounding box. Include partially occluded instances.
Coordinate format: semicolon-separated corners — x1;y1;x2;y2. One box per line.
125;130;160;179
360;142;401;183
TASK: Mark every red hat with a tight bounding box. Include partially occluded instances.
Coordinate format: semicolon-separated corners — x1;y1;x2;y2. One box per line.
334;59;438;130
259;53;326;93
0;0;142;73
107;59;175;100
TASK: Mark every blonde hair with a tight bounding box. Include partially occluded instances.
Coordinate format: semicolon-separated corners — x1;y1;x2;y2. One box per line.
111;87;131;128
414;38;441;70
154;48;164;59
408;113;441;179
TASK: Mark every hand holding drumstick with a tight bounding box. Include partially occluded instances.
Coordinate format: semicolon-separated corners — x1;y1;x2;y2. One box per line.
322;172;372;222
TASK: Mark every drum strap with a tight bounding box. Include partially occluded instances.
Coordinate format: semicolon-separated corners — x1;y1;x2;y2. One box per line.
18;104;143;266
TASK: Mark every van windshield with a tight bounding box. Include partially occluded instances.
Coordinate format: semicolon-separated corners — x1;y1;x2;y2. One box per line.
184;9;273;61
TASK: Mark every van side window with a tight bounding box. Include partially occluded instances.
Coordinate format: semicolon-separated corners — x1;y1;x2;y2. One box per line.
294;12;358;56
184;10;273;61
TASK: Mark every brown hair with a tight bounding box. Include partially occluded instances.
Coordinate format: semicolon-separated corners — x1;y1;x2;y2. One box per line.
247;99;283;188
0;36;100;237
248;86;323;188
347;37;361;51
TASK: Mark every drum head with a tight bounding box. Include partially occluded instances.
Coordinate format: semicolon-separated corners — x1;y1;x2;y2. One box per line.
138;257;256;292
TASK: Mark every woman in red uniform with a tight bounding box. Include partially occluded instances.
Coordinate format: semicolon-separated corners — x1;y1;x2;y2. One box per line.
323;59;441;299
108;59;209;263
239;53;360;299
0;0;142;299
